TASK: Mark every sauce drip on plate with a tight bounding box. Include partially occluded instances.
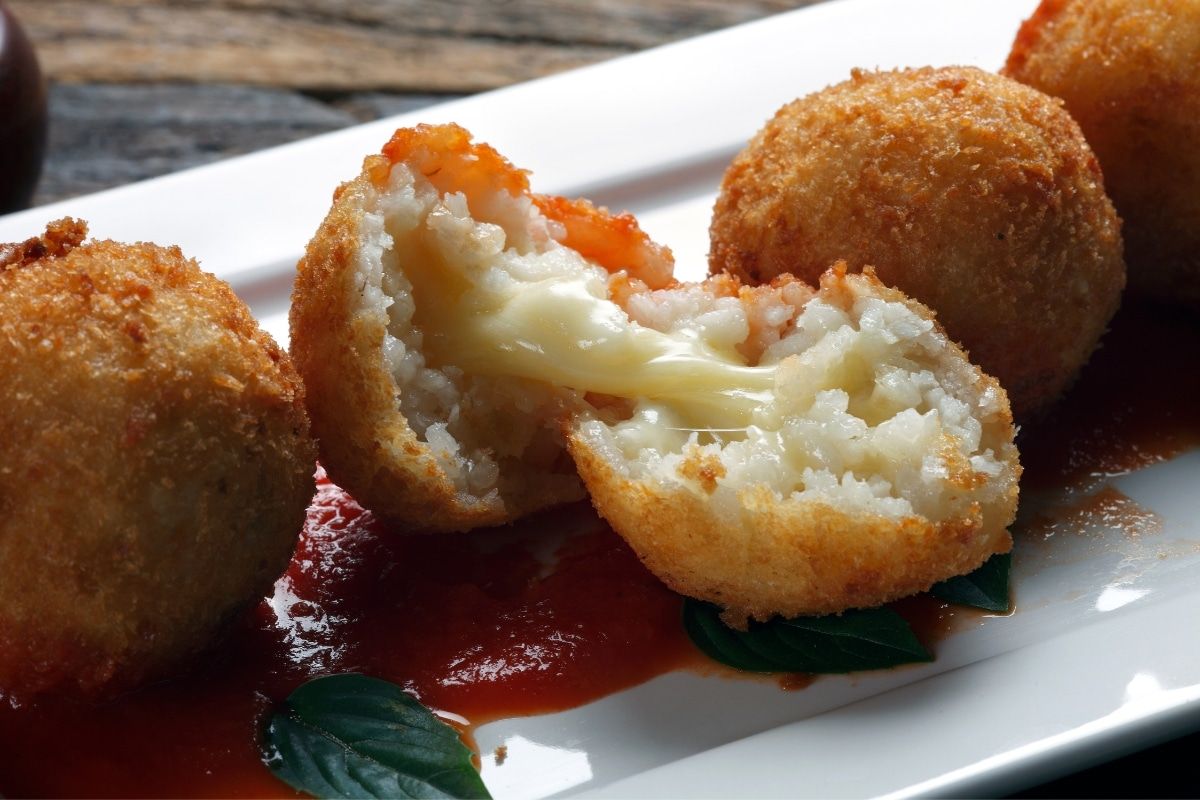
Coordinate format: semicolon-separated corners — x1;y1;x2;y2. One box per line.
0;485;698;798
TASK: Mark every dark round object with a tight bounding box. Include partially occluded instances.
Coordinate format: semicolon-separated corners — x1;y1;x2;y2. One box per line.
0;2;47;213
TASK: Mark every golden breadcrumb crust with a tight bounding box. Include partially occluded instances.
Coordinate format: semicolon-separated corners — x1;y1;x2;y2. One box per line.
709;66;1125;417
295;124;1020;622
0;220;315;698
291;167;557;532
569;268;1019;624
291;124;655;531
1005;0;1200;307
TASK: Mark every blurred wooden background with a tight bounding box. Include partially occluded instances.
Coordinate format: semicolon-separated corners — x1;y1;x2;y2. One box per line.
9;0;811;204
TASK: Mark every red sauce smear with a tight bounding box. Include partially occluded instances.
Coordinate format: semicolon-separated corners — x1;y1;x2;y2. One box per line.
0;484;698;798
890;593;996;643
0;300;1194;797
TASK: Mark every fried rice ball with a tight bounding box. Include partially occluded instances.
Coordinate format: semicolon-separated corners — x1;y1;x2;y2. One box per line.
1005;0;1200;307
289;125;668;531
569;265;1020;622
292;124;1020;621
709;66;1126;417
0;220;316;699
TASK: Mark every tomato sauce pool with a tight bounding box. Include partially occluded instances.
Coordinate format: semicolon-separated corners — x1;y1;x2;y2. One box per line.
0;299;1195;797
0;485;700;798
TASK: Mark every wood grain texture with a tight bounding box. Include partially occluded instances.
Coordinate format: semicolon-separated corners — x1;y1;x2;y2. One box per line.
17;0;817;204
11;0;815;91
34;82;422;204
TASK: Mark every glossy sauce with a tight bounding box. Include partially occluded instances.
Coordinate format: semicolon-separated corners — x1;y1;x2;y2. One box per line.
1021;484;1164;543
0;300;1194;797
0;483;700;797
1013;300;1199;560
891;593;998;644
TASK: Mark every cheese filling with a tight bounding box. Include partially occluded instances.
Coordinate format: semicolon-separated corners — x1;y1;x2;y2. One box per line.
362;162;775;435
419;270;776;430
361;160;1012;520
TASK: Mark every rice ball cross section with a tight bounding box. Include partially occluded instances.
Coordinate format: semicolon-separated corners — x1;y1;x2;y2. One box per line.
291;123;1020;620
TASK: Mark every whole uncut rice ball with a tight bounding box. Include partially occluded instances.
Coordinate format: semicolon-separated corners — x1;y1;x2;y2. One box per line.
1005;0;1200;307
0;219;316;698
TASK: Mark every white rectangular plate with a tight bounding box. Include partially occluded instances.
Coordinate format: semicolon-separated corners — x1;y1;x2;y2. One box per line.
5;0;1200;796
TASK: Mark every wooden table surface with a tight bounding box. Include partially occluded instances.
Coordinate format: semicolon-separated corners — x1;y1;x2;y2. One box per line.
11;0;807;204
7;1;1199;797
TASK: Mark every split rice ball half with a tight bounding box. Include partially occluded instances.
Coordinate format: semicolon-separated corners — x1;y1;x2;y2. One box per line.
290;124;1021;622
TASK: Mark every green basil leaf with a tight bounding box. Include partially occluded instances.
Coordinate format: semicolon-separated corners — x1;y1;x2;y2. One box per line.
262;673;490;800
683;597;782;672
929;553;1011;612
683;600;932;674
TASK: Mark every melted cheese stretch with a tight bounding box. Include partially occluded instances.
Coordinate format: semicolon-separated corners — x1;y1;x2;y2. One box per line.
418;268;776;430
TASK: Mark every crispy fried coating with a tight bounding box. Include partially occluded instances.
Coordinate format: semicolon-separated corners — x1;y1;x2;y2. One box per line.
292;123;1020;621
0;220;315;698
709;66;1126;417
570;267;1019;623
1005;0;1200;307
291;125;626;532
